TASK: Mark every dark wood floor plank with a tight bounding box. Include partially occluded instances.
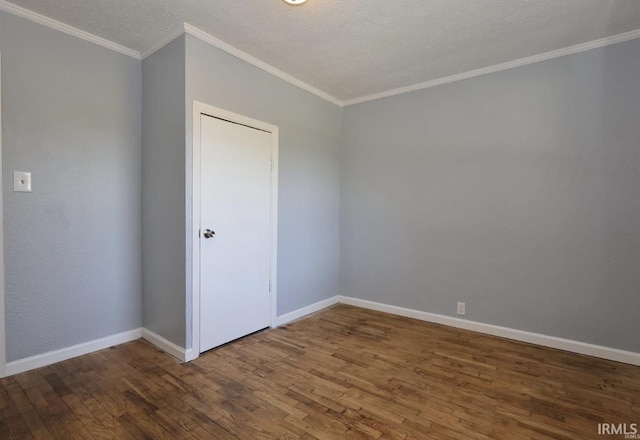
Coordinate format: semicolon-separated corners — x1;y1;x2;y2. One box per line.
1;304;639;439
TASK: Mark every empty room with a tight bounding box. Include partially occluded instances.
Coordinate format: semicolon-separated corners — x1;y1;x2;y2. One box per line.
0;0;639;438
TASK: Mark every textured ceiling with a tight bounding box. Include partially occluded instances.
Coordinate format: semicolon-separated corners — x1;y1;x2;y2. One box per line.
5;0;640;102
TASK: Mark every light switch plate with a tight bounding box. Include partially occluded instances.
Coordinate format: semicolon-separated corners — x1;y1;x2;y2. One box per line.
13;171;32;192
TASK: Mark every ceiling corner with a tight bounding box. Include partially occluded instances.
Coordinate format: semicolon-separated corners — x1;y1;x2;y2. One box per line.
0;0;141;59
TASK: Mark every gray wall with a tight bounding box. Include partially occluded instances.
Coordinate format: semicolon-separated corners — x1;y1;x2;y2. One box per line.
141;36;186;347
186;35;342;348
4;9;637;360
0;12;142;361
341;39;640;352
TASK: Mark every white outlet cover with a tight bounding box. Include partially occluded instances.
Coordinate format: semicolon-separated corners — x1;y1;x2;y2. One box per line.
13;171;32;192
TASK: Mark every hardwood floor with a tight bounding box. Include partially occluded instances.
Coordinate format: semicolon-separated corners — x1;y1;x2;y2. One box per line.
1;304;638;439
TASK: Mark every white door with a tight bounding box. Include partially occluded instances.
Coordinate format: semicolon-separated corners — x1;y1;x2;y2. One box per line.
199;114;273;352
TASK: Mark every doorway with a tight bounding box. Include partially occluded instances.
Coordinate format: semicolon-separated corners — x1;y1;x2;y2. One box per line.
191;102;278;356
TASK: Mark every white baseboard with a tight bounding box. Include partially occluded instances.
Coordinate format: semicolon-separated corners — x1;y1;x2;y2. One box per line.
6;297;635;377
337;296;640;366
143;296;341;362
5;328;143;377
142;328;188;362
184;348;197;362
274;296;340;327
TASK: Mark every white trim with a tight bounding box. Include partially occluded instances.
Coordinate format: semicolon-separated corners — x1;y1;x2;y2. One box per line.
142;328;187;361
344;28;640;106
191;101;279;359
2;0;638;106
184;348;197;362
0;53;5;378
269;127;280;331
274;296;340;327
140;25;186;60
337;296;640;367
190;103;202;362
183;23;343;107
264;295;640;366
0;0;140;59
5;329;142;376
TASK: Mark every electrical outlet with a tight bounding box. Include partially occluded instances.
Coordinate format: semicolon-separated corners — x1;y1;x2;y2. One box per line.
457;302;466;316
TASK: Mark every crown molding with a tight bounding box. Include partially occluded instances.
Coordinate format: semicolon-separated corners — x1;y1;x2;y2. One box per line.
344;27;640;106
140;25;186;60
0;0;141;59
2;0;639;108
183;23;343;107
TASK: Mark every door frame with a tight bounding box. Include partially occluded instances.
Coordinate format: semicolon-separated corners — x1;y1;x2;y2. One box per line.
190;101;279;359
0;53;6;377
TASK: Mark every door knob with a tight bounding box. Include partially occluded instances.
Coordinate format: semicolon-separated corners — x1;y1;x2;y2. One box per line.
203;229;216;239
